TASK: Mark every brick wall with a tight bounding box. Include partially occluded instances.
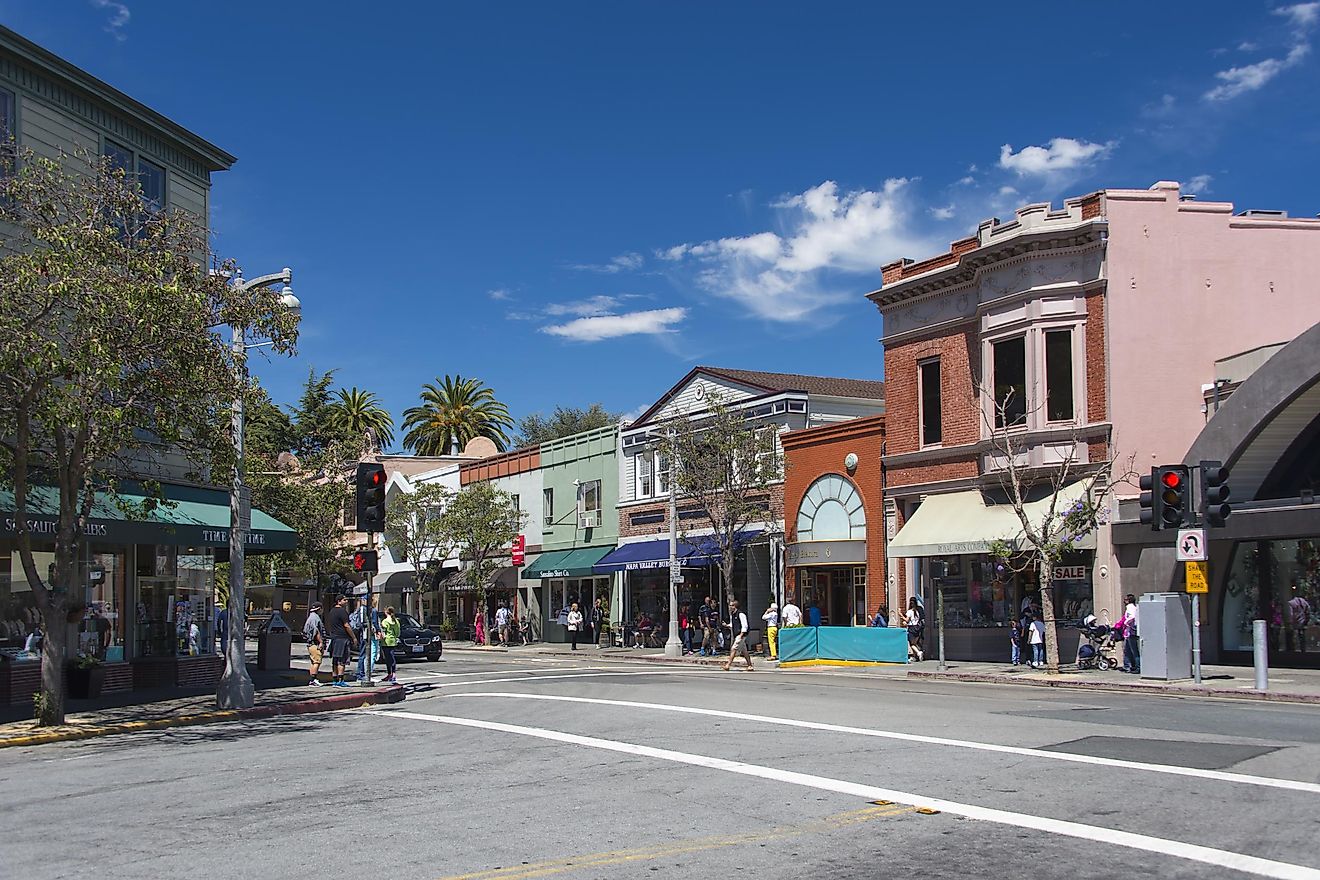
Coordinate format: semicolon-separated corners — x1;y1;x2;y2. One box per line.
1085;289;1108;422
460;448;540;485
782;417;888;619
883;325;981;456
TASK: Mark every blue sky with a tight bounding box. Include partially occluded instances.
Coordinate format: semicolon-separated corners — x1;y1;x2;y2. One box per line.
5;1;1320;440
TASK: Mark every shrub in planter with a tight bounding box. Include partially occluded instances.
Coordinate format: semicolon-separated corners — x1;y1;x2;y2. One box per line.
66;654;105;700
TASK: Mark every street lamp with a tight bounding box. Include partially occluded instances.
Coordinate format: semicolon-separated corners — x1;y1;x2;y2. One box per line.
665;435;682;659
216;267;298;711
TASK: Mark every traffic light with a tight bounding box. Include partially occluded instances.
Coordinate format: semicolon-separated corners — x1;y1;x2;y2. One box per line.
351;549;378;573
1155;464;1191;529
1139;469;1157;529
355;462;386;533
1201;459;1232;526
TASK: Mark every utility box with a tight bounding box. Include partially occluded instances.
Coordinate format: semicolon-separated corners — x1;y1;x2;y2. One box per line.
257;631;291;670
1139;592;1192;681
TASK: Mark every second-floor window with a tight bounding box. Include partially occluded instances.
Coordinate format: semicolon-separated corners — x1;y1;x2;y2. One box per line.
992;336;1027;428
656;453;670;496
636;453;653;498
1045;328;1075;422
0;88;15;173
103;138;166;211
578;479;601;514
543;487;553;526
919;358;942;446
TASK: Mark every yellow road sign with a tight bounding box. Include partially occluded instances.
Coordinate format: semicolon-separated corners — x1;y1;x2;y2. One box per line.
1185;560;1209;594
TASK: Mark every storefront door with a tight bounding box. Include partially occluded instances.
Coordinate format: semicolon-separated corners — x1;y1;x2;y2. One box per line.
1221;539;1320;668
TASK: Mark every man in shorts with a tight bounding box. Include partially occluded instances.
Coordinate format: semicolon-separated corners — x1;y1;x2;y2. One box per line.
494;602;512;647
325;595;356;688
303;602;327;686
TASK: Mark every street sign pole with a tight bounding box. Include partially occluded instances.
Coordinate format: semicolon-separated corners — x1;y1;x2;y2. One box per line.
1185;559;1208;685
664;465;682;659
1192;592;1202;685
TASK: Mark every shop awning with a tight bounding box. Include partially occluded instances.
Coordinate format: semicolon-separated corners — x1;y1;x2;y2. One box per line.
1;482;297;553
439;566;519;593
593;530;763;573
522;546;614;579
887;482;1095;559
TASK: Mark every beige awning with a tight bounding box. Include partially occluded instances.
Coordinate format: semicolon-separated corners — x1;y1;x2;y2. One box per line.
887;481;1095;558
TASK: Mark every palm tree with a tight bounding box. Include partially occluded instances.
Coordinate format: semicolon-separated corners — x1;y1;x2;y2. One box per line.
402;375;513;455
331;387;396;452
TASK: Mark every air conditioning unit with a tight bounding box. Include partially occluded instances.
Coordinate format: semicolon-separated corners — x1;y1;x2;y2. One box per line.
578;510;600;529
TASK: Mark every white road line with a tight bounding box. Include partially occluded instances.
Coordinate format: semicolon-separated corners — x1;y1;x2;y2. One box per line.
445;692;1320;795
367;709;1320;880
401;669;717;687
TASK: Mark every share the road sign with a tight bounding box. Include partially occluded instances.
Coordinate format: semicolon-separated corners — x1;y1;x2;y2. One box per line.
1185;560;1209;594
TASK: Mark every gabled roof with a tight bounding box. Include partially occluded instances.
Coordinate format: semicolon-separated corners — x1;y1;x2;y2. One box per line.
632;366;885;427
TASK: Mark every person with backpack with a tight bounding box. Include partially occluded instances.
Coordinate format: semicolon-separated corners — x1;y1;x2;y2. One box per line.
905;596;925;661
352;597;381;683
303;602;328;686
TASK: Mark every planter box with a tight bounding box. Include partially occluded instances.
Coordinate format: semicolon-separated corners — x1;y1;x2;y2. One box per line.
1;661;42;706
66;664;107;700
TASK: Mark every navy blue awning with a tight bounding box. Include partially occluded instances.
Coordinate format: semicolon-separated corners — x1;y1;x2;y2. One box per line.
593;530;762;573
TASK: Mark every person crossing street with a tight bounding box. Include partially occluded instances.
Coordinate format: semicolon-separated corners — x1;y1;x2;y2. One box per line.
721;599;754;671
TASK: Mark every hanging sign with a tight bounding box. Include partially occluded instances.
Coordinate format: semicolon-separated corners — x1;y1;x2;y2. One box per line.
511;534;526;566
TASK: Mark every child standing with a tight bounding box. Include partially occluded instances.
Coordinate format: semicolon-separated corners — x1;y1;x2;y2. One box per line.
1010;618;1023;666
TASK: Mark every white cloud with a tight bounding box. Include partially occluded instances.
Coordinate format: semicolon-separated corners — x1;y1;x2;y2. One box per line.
955;175;976;186
568;252;644;273
487;288;511;301
1141;94;1177;118
541;307;687;341
998;185;1018;197
998;138;1115;178
1183;174;1214;195
90;0;130;41
661;179;939;322
541;295;624;317
1204;4;1317;100
1238;40;1260;51
930;204;957;220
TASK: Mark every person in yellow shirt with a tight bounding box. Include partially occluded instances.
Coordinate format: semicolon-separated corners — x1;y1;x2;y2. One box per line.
380;606;402;684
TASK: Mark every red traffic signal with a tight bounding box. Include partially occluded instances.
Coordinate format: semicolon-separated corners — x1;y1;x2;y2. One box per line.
355;462;387;533
1161;470;1183;490
352;550;378;573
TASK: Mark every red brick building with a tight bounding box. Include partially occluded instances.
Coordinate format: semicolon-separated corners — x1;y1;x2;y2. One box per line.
781;415;887;626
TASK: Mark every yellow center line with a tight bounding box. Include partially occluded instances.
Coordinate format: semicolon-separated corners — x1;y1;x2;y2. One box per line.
436;803;917;880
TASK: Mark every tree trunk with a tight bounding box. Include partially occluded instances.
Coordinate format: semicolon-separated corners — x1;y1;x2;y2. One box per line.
1040;567;1061;675
37;603;70;725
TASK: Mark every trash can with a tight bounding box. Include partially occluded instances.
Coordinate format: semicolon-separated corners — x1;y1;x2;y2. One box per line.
1139;592;1192;681
257;611;292;671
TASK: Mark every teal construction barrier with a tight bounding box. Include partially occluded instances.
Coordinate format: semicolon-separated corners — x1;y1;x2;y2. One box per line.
777;626;908;664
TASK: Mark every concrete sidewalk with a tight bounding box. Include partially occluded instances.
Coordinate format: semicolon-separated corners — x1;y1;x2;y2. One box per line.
908;660;1320;704
0;670;405;748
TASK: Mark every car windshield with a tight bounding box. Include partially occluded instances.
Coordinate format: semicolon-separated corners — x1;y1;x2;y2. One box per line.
396;614;423;629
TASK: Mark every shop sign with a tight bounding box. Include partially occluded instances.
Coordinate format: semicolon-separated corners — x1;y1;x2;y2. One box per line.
512;534;525;566
786;540;866;566
541;570;571;579
199;529;268;546
4;516;108;538
1052;565;1087;581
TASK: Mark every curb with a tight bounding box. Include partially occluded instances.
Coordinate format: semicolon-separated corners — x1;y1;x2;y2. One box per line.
907;670;1320;704
534;650;759;668
0;685;406;750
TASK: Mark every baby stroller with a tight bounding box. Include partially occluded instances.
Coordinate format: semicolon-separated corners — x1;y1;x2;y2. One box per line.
1076;614;1119;671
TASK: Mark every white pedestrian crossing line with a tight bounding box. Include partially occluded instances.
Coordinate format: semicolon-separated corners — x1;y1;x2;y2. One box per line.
445;692;1320;795
367;709;1320;880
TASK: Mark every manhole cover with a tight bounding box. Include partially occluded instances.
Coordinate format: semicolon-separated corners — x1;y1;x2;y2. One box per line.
1040;735;1279;769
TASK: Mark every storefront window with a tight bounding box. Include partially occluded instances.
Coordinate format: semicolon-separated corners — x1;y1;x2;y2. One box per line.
83;546;127;661
1223;539;1319;656
932;555;1015;628
0;539;50;656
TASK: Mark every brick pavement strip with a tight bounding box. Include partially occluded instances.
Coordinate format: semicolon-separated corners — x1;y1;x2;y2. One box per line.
0;684;405;749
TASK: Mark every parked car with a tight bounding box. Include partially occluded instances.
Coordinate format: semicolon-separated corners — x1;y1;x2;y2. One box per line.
383;613;443;662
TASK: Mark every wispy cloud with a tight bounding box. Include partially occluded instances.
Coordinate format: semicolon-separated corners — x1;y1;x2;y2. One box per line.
998;137;1115;179
1204;2;1318;100
541;307;687;342
1183;174;1214;195
542;295;629;317
90;0;130;41
487;288;512;301
567;252;644;274
661;179;938;322
930;204;956;220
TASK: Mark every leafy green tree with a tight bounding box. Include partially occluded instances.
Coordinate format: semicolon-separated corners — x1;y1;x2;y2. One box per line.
245;387;297;465
443;482;524;611
331;387;395;452
654;390;783;612
0;149;297;725
402;375;514;455
515;403;621;446
245;449;352;591
385;481;456;620
291;368;344;456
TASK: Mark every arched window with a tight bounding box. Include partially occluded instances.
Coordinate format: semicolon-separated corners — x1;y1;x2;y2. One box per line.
796;475;866;541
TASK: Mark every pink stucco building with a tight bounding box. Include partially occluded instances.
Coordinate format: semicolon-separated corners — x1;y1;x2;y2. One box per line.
868;182;1320;665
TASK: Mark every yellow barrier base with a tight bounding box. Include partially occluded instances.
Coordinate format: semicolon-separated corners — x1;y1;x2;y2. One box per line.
777;659;907;669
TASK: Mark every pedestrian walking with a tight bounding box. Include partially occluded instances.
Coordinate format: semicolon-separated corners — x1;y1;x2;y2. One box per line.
567;602;584;650
721;600;753;671
303;601;328;686
699;596;716;656
495;602;512;647
326;595;355;688
761;602;779;659
1028;615;1046;667
680;606;694;655
590;598;604;648
781;597;803;628
353;597;382;683
473;605;486;647
380;606;401;683
1121;594;1141;674
905;597;925;662
1009;617;1023;666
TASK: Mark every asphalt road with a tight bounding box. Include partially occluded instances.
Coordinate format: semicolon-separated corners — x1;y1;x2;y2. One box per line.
2;653;1319;880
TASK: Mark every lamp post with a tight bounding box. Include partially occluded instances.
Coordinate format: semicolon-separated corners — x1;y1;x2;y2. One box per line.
664;456;682;658
216;267;300;711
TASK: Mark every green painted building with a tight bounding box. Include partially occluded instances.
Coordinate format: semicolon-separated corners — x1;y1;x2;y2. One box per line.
521;425;621;642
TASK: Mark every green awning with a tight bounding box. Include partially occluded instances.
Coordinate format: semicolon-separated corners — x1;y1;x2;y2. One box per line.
522;545;614;579
1;482;297;553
